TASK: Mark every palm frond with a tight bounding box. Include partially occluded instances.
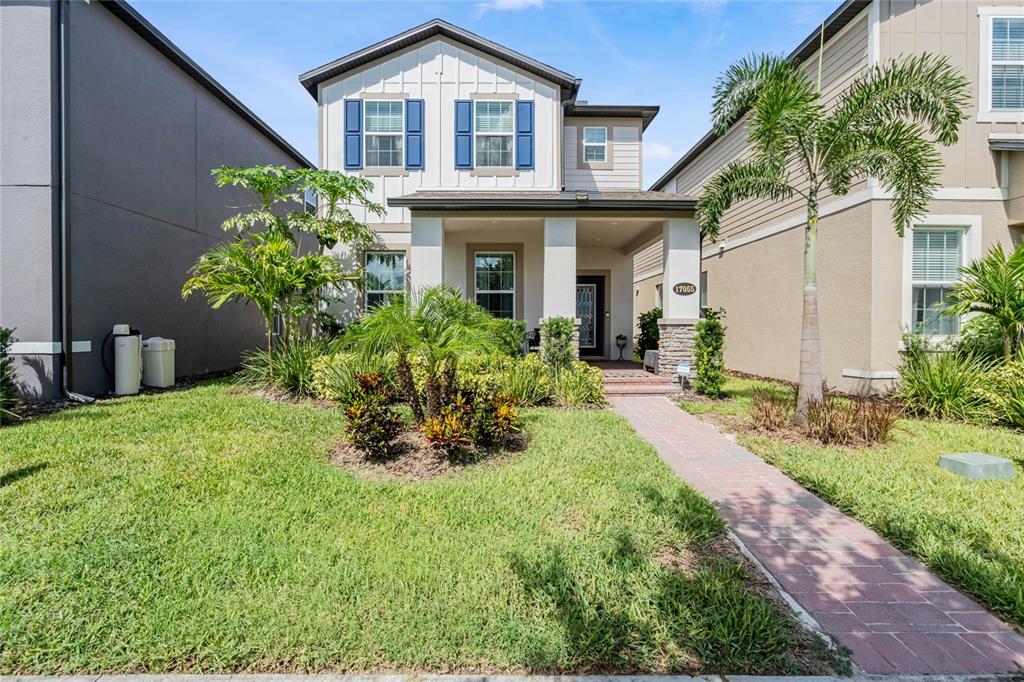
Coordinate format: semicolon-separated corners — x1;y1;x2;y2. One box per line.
710;54;797;135
823;120;940;235
695;161;797;240
824;53;969;151
745;63;820;170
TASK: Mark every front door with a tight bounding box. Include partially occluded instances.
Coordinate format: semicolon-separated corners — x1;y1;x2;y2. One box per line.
576;275;605;358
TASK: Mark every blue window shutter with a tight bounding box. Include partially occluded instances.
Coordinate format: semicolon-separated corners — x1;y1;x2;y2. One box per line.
455;99;473;169
515;100;534;170
405;99;424;170
344;99;362;170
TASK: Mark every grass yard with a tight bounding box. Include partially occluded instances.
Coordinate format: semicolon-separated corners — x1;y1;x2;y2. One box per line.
680;376;1024;630
0;380;834;675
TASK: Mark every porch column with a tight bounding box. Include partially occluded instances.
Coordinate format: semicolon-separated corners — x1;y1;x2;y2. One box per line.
410;215;443;291
542;217;579;357
658;217;701;379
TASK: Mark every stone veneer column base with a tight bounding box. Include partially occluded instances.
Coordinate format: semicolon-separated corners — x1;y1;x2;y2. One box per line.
657;319;697;379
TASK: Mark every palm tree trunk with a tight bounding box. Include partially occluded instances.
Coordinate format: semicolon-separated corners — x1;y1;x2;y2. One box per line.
1003;330;1013;361
395;353;423;422
795;189;825;425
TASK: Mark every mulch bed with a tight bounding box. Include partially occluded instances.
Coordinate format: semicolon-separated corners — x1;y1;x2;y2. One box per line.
332;428;528;482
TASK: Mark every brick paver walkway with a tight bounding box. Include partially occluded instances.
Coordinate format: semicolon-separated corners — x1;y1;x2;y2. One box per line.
610;395;1024;675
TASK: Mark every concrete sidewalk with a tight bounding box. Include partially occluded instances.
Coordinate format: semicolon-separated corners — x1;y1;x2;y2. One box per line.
610;395;1024;675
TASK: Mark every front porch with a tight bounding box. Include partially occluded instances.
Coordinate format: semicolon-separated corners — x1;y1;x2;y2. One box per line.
390;191;702;370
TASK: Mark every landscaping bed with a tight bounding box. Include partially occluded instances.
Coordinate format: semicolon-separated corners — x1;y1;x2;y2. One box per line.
0;380;844;674
680;375;1024;630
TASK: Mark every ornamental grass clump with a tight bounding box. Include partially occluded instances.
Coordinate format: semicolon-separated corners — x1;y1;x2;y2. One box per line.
750;387;790;431
238;336;332;398
897;333;992;422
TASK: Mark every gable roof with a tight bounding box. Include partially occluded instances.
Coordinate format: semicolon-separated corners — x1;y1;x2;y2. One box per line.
99;0;313;168
649;0;871;191
298;18;582;101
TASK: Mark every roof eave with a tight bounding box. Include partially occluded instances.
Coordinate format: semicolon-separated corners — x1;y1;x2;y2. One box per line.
387;197;696;212
300;19;581;101
100;0;313;168
565;104;661;130
648;0;871;191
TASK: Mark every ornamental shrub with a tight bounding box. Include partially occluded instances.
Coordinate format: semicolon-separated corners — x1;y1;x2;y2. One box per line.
954;315;1005;362
978;361;1024;427
693;308;726;396
540;316;575;374
311;351;397;402
421;397;473;458
470;391;521;445
553;361;605;407
897;333;993;421
0;327;18;425
494;318;527;357
238;336;332;398
341;372;403;459
635;306;662;357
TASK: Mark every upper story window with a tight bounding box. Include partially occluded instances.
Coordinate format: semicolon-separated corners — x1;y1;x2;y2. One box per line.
583;127;607;162
979;8;1024;121
365;100;403;167
475;101;514;167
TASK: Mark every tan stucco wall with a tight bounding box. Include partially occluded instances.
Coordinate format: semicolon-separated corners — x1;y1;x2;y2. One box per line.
633;274;662;339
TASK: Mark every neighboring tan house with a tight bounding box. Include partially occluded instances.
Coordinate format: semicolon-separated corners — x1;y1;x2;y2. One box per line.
299;19;702;370
0;0;312;400
642;0;1024;393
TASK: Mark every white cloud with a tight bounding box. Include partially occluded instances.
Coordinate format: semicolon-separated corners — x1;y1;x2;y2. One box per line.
643;141;679;162
475;0;543;17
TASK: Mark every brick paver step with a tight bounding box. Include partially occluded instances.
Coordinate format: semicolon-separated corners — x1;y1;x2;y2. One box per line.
609;395;1024;675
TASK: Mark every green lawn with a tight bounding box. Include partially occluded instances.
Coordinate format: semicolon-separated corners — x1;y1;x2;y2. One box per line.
680;377;1024;629
0;380;831;674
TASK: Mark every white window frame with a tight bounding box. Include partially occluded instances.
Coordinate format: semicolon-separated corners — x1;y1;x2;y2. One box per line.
978;7;1024;122
582;127;608;163
474;100;514;168
901;215;982;341
474;250;516;318
364;100;404;168
364;250;406;309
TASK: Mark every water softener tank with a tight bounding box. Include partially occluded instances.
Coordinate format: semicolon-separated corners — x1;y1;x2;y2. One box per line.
112;324;142;395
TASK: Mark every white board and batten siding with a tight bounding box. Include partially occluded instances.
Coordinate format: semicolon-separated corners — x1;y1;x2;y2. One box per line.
562;119;643;191
320;37;561;225
663;11;871;246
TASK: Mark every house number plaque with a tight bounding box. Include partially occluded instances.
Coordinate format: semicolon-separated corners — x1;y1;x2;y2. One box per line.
672;282;696;296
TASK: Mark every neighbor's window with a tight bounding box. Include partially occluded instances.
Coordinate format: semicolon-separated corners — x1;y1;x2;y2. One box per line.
474;251;515;318
911;229;962;336
364;100;403;167
365;251;405;308
583;127;607;163
475;101;514;167
992;18;1024;110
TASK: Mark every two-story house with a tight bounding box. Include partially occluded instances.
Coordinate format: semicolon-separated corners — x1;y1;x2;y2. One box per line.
299;19;699;370
643;0;1024;392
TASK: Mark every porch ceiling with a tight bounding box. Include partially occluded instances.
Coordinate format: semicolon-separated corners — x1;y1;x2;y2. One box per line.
441;216;661;251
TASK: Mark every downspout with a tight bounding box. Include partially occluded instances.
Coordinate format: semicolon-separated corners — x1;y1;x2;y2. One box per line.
56;0;93;404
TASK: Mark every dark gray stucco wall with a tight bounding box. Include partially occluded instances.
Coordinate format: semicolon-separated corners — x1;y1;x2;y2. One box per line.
0;1;62;400
62;1;306;396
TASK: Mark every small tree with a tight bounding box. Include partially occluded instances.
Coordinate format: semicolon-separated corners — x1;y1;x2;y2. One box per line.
540;317;575;374
943;243;1024;361
182;165;382;353
696;39;969;423
0;327;18;424
635;306;662;358
693;309;726;396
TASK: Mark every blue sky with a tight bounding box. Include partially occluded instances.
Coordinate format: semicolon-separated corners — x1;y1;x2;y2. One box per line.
135;0;838;186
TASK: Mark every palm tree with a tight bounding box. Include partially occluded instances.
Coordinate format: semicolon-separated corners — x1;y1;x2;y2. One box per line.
344;285;503;421
943;243;1024;360
696;32;969;423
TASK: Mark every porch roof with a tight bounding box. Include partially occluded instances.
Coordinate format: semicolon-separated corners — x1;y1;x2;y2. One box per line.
388;190;696;213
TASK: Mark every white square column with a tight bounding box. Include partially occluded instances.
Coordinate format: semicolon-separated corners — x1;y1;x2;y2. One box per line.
542;217;577;319
410;215;444;291
658;217;702;378
661;218;702;320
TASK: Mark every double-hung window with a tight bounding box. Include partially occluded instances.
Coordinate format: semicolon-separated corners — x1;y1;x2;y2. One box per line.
365;251;405;309
474;252;515;318
910;229;963;336
364;101;403;167
582;127;607;163
474;101;514;167
980;8;1024;120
